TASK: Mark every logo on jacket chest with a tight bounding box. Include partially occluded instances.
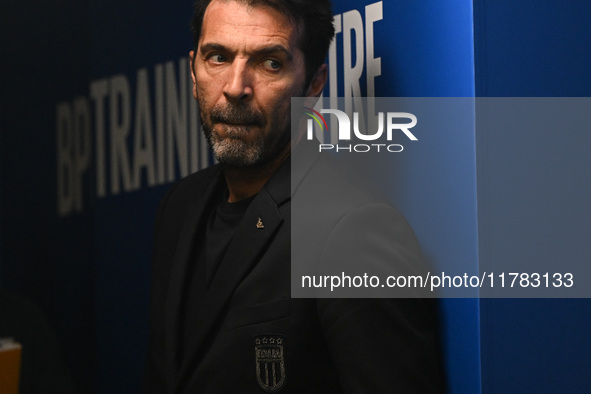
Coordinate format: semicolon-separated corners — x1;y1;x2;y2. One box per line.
255;335;286;392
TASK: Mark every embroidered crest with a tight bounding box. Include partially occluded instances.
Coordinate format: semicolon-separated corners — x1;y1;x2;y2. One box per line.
255;335;286;392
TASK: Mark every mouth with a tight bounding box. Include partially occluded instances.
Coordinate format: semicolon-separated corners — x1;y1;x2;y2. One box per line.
210;111;263;128
219;120;257;127
208;105;265;136
214;122;259;138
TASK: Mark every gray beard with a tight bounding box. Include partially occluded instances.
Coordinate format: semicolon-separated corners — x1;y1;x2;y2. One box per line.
205;123;291;168
201;101;291;168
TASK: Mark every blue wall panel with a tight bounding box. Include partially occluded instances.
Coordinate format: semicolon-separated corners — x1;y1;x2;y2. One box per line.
328;1;479;392
474;1;591;392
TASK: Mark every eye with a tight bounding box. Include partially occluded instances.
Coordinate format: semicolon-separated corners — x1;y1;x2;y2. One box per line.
208;54;227;64
263;59;282;70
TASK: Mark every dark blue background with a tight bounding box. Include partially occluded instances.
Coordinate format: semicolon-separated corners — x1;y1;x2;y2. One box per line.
1;0;590;393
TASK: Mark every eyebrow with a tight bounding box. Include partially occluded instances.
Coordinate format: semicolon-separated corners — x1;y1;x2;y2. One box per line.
199;43;293;61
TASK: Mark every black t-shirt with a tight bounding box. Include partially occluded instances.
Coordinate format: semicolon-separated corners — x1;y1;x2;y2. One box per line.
180;191;255;364
204;194;255;286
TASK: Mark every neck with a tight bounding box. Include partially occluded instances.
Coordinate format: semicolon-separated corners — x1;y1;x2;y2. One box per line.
223;145;290;202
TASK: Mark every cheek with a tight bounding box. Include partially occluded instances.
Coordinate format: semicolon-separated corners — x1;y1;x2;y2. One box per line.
196;72;223;100
267;86;300;112
260;81;299;105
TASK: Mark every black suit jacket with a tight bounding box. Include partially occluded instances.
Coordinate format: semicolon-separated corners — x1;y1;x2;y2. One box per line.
144;149;444;393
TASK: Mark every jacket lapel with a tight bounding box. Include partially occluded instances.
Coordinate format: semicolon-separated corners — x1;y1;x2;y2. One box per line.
291;138;321;195
164;167;225;393
174;159;291;391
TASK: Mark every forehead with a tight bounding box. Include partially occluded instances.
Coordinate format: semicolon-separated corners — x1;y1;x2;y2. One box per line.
200;0;300;50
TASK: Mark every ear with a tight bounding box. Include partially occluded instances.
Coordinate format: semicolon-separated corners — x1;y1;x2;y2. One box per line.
189;50;198;99
306;64;328;97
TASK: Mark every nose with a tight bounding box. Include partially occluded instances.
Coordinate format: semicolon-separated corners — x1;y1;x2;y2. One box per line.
223;61;253;102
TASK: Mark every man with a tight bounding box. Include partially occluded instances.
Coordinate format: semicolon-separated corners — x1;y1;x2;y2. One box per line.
144;0;444;392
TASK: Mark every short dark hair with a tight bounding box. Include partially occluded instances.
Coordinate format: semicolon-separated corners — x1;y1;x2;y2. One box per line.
191;0;335;87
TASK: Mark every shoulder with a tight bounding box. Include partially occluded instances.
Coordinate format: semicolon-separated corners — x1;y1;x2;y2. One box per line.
292;153;426;296
163;164;222;204
156;164;223;217
294;153;395;235
152;164;224;251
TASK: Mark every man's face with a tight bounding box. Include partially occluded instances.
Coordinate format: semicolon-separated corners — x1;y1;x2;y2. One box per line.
190;0;318;167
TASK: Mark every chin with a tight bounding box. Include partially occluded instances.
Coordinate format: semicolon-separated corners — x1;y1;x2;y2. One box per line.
212;140;264;167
